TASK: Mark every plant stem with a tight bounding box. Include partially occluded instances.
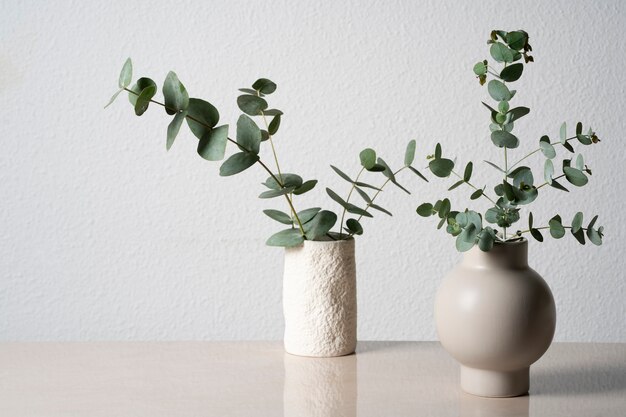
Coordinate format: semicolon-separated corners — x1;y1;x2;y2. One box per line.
338;167;365;238
346;167;407;237
536;173;566;189
518;225;587;235
503;147;508;240
123;88;307;236
450;170;497;205
508;135;578;171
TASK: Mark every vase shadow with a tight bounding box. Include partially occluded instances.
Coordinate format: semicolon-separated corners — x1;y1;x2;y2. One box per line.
531;364;626;395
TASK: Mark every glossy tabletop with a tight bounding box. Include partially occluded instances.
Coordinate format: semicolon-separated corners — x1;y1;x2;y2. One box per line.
1;341;625;416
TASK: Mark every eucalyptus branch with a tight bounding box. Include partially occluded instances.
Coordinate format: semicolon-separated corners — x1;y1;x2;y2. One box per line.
536;174;566;190
123;87;307;236
339;167;365;238
355;167;406;223
450;170;497;205
508;135;578;171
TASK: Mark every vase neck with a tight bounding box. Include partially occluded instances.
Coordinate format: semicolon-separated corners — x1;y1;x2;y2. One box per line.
462;240;528;269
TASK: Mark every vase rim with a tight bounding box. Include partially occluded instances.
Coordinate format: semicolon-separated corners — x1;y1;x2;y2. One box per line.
303;236;354;245
493;237;528;246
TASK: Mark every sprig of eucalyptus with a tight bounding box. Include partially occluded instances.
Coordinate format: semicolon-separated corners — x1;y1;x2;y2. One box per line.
106;59;424;247
326;141;428;238
416;30;604;252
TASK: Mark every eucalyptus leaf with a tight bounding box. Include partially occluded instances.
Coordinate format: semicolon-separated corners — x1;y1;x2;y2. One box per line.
236;114;262;154
464;162;473;182
416;203;433;217
571;228;586;245
491;130;519;148
128;78;157;107
549;215;565;239
134;84;157;116
404;140;416;166
530;228;544;242
252;78;277;95
266;228;304;247
478;227;496;251
268;115;281;135
359;148;377;170
297;208;321;224
563;167;588;186
560;122;567;143
163;71;189;115
539;137;556;159
448;180;465;191
304;210;337;239
259;186;296;199
104;89;123;108
330;165;354;183
263;209;292;225
186;98;220;139
507;107;530;122
488;80;511;101
470;189;484;200
118;58;132;88
484;160;506;173
572;212;583;233
197;124;228;161
429;158;454;177
237;95;268;116
354;187;372;203
166;111;187;151
293;179;317;195
456;223;478;252
500;63;523;82
544;159;554;184
264;173;303;190
490;42;514;63
219;152;259;176
370;204;392;216
354;181;382;191
550;179;569;192
346;218;363;235
473;61;487;75
408;166;428;182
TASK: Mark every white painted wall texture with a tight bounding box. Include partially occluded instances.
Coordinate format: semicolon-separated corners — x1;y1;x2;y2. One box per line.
1;0;624;342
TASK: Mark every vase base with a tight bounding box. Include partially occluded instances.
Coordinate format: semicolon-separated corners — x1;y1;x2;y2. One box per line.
460;366;529;397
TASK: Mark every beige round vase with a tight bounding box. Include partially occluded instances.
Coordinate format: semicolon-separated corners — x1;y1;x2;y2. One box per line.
283;238;357;357
435;239;556;397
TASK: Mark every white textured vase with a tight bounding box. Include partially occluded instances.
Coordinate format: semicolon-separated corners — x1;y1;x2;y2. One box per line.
435;239;556;397
283;238;357;357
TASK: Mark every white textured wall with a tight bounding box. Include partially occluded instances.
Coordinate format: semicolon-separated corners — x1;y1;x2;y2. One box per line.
1;0;624;342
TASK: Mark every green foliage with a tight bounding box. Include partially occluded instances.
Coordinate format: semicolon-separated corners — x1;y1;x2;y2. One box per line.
109;61;425;248
416;29;604;252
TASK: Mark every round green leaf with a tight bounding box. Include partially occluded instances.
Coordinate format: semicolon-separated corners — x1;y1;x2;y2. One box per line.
163;71;189;115
499;63;524;82
563;167;588;186
505;31;527;50
134;84;157;116
470;189;483;200
237;95;268;116
530;228;544;242
429;158;454;177
491;131;519;148
186;98;220;139
236;114;262;154
416;203;433;217
266;229;304;247
219;152;259;176
478;227;495;252
456;223;478;252
498;100;510;113
549;215;565;239
197;124;228;161
128;77;156;106
539;139;556;159
304;210;337;240
488;80;512;101
346;218;363;235
297;208;321;224
359;148;376;170
252;78;277;94
490;42;514;63
473;61;487;76
259;187;296;199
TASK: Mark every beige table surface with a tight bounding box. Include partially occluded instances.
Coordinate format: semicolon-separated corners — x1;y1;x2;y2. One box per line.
1;341;625;416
